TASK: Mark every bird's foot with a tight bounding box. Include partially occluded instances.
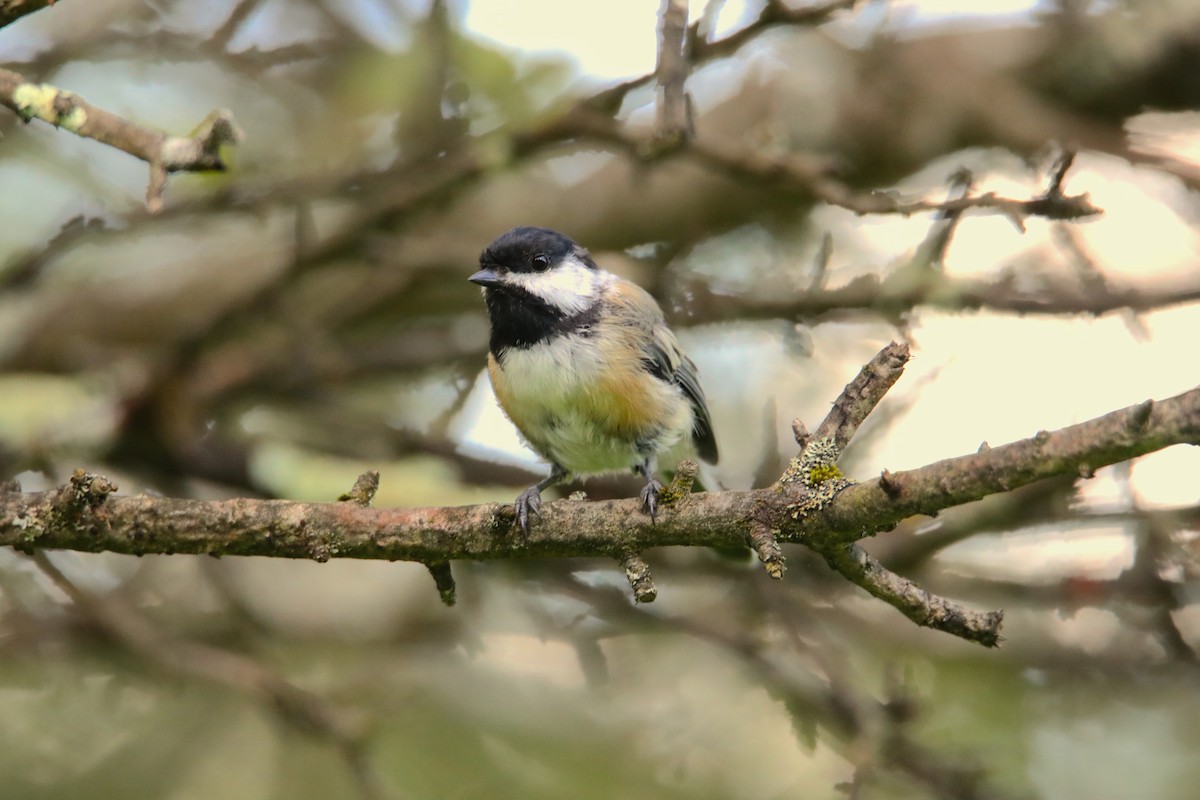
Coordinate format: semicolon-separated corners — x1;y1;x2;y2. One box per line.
513;485;542;536
639;477;664;523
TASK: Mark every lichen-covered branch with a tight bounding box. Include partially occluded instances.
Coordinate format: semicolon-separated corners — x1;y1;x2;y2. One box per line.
0;68;242;210
3;382;1199;647
804;398;1191;559
777;341;1002;644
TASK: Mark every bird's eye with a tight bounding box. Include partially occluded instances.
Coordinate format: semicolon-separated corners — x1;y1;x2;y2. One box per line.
531;254;550;271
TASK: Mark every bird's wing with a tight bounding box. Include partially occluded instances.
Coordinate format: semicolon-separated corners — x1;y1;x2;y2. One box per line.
646;323;719;464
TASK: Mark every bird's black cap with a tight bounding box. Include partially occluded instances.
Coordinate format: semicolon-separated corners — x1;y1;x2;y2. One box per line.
479;226;598;273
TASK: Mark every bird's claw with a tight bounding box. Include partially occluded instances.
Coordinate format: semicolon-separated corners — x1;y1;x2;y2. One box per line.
513;486;542;536
639;477;664;523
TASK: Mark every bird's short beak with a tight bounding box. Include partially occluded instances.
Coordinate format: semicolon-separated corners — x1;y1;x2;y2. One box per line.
469;268;502;287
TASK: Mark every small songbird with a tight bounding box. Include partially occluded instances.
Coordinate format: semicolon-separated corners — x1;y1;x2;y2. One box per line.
470;226;719;534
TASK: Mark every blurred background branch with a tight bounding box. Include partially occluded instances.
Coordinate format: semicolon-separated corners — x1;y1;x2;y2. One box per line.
0;0;56;29
3;1;1200;798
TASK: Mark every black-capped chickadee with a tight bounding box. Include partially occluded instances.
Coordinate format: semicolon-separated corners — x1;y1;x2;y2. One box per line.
470;226;719;534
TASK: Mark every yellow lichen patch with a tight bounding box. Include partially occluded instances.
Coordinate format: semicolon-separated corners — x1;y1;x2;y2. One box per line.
11;82;86;132
779;436;854;519
12;82;58;122
60;104;87;133
808;463;844;484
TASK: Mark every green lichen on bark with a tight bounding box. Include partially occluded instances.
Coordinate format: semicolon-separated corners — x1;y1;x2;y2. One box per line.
779;436;854;519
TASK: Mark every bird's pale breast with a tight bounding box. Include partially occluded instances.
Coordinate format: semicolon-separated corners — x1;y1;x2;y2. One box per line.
488;332;691;474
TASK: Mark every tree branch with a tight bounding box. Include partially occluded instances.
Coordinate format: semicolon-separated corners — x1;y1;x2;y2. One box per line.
655;0;691;143
0;68;243;211
4;371;1198;647
30;551;395;800
687;0;861;62
681;260;1200;326
811;341;912;455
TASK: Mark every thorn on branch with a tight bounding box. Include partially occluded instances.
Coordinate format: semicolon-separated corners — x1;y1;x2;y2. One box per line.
620;551;658;603
338;470;380;507
424;560;457;606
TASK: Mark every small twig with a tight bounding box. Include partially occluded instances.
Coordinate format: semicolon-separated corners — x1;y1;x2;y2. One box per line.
685;137;1102;221
1018;147;1097;226
811;341;912;456
424;561;457;607
907;168;974;269
687;0;860;61
338;471;380;506
538;107;1101;227
791;418;812;449
822;544;1004;647
656;0;692;143
211;0;262;46
0;69;242;211
662;458;699;501
620;551;658;603
1044;148;1076;198
809;231;834;292
748;521;786;579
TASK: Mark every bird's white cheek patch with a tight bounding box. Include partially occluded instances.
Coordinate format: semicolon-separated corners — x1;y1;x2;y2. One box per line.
507;260;608;314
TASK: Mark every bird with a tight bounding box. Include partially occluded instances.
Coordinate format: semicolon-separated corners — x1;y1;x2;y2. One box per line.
470;226;718;535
